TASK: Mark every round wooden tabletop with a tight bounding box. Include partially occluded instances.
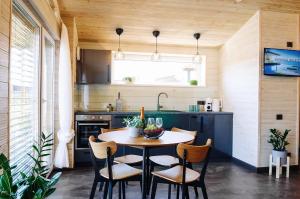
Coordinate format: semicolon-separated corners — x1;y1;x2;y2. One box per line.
98;130;194;148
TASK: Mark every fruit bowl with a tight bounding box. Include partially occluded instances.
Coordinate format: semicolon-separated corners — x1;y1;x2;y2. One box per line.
143;128;164;139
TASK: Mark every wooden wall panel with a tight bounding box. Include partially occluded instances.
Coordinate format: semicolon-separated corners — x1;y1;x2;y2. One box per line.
0;0;11;156
219;12;260;167
259;11;299;167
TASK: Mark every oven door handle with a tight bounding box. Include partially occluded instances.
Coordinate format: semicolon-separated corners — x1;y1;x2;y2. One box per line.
78;123;109;126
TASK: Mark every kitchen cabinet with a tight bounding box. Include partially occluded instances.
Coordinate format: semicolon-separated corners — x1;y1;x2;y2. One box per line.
214;114;233;156
188;114;214;145
76;49;111;84
75;111;233;165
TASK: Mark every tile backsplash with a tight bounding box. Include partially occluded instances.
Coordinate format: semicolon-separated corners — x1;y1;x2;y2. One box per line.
74;84;219;111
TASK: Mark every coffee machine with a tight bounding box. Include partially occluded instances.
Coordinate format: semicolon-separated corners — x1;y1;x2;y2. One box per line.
205;98;213;112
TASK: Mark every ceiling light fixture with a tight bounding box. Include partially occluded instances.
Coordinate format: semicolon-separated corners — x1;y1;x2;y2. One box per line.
115;28;124;60
193;33;202;64
151;30;161;61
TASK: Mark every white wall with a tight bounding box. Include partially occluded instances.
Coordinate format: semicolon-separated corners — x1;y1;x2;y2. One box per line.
259;11;299;167
75;46;220;111
219;12;260;167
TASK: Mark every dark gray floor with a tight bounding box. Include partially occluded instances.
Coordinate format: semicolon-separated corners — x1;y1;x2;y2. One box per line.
49;162;300;199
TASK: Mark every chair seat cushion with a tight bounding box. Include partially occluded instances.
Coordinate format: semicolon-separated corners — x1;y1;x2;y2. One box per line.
150;155;179;167
100;163;142;180
152;165;200;184
114;155;143;164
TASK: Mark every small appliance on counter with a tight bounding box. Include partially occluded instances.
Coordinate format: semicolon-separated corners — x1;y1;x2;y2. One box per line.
205;98;212;112
212;98;222;112
197;100;206;112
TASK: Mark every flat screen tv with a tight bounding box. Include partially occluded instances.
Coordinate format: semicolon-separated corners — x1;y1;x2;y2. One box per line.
264;48;300;76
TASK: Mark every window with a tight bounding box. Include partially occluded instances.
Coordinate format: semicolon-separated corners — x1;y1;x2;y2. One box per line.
9;2;55;178
111;52;206;87
41;30;55;167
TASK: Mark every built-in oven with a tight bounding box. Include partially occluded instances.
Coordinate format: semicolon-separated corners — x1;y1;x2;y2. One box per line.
75;114;111;165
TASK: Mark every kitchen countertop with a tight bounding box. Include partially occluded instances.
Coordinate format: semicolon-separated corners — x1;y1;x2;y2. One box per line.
75;110;233;115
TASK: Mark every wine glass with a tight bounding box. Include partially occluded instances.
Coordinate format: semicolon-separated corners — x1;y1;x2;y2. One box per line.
156;118;163;128
147;118;155;126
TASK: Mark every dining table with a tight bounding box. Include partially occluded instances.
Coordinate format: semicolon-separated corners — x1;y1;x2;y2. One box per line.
98;130;194;199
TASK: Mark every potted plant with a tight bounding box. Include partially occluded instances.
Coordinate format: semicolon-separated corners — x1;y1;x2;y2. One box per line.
123;116;144;137
268;128;290;165
189;80;198;86
0;132;61;199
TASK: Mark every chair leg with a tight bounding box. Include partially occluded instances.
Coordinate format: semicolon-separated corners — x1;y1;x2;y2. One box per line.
201;184;208;199
181;185;186;199
119;181;122;199
89;179;98;199
99;182;104;192
150;177;158;199
108;181;113;199
139;181;142;192
168;184;171;199
176;185;180;199
185;187;190;199
122;181;126;199
103;182;109;199
193;186;198;198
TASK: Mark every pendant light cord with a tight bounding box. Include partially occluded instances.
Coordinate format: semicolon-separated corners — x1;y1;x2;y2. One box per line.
155;37;158;53
118;35;121;51
196;39;199;55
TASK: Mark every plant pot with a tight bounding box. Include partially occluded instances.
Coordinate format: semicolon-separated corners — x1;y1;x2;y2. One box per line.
128;127;139;138
272;150;287;165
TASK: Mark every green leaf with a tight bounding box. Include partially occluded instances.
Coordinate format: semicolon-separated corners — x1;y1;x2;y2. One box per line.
0;172;12;195
47;172;61;187
44;188;56;197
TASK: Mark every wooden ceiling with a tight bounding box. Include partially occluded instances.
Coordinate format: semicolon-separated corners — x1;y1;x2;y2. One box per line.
58;0;300;47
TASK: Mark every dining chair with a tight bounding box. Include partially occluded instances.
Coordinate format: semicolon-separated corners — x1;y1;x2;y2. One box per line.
150;139;212;199
149;127;197;167
89;136;142;199
149;127;198;197
101;128;143;165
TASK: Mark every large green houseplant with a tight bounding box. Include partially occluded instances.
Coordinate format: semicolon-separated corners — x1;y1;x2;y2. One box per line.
0;132;61;199
267;128;290;164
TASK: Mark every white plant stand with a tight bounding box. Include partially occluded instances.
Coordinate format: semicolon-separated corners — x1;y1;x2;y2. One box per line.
268;154;290;178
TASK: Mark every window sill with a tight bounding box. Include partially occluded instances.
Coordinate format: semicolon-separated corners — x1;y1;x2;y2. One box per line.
110;83;205;88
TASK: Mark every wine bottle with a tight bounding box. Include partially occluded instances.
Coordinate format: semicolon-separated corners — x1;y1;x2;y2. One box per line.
140;107;146;129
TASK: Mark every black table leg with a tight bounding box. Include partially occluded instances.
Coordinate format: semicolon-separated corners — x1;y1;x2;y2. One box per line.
142;147;148;199
146;149;151;195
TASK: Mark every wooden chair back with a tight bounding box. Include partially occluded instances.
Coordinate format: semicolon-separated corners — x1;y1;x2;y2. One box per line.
101;128;127;134
89;136;117;159
177;139;212;163
171;127;197;144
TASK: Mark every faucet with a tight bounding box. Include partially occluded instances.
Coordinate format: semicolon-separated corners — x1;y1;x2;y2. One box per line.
157;92;168;111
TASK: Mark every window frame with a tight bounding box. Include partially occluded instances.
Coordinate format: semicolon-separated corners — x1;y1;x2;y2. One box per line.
9;0;56;174
110;51;206;88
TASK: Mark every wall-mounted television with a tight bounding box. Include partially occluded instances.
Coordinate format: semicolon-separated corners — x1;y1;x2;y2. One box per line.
264;48;300;77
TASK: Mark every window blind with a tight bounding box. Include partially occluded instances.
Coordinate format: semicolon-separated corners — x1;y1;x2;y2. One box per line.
9;6;40;178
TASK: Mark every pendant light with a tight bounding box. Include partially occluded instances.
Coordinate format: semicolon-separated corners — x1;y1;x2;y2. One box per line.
151;30;161;61
193;33;202;63
115;28;124;60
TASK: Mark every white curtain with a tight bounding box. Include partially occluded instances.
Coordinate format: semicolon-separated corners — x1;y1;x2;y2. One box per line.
54;23;75;168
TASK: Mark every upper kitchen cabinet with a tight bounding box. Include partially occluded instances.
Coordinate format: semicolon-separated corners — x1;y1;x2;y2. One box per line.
76;49;111;84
